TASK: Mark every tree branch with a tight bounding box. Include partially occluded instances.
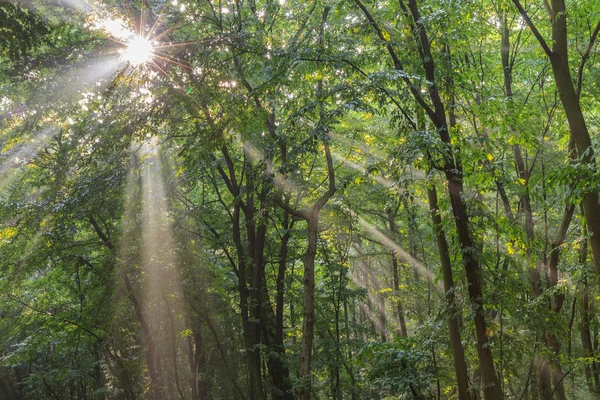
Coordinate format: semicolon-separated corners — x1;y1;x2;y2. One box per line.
511;0;553;57
353;0;436;119
576;18;600;97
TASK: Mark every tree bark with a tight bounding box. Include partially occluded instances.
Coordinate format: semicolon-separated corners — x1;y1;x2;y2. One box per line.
298;215;318;400
427;183;471;400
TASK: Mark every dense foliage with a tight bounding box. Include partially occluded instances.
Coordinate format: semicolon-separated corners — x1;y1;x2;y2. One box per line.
1;0;600;399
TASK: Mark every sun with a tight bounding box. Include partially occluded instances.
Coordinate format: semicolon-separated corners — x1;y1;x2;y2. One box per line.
123;36;154;66
92;14;192;74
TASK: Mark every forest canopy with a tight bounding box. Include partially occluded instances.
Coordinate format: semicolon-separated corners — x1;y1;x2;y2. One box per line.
1;0;600;399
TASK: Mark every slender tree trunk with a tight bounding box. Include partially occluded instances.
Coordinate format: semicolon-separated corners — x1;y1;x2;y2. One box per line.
582;280;600;394
194;325;210;399
378;295;387;343
500;15;543;298
165;296;185;400
298;216;318;400
122;273;163;400
542;201;575;400
185;316;200;400
386;209;408;337
261;280;294;400
295;8;335;398
88;215;164;399
260;210;296;400
580;210;600;394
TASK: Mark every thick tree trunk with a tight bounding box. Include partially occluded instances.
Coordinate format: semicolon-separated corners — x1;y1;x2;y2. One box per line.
548;0;600;280
232;203;264;400
443;152;502;400
258;211;296;400
427;184;471;400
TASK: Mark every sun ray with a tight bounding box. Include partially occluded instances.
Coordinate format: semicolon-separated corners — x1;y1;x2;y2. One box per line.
152;49;189;65
139;5;144;38
152;54;191;70
105;36;129;46
345;207;441;289
0;126;58;190
146;16;162;41
150;24;181;42
150;60;171;79
136;137;186;393
153;41;202;49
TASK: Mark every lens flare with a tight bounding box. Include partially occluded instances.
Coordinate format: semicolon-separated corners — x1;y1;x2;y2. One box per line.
123;36;154;66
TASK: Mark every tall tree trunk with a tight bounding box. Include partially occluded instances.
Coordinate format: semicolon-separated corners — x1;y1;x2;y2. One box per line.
499;12;542;298
185;316;200;400
232;202;264;400
298;216;318;400
549;8;600;284
542;202;575;400
580;211;600;394
427;183;471;400
513;0;600;283
582;278;600;394
194;327;210;400
386;209;408;337
258;210;296;400
294;8;336;399
164;295;185;400
122;273;163;400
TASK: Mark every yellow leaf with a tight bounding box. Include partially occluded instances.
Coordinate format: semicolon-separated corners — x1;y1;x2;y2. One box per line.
1;137;20;154
507;242;515;255
181;329;193;338
0;227;17;240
